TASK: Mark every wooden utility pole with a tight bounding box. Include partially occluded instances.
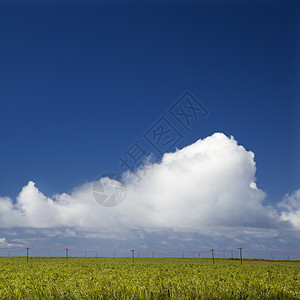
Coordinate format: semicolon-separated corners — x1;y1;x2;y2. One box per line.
64;248;70;260
131;249;135;263
238;247;243;265
25;247;31;263
210;249;215;264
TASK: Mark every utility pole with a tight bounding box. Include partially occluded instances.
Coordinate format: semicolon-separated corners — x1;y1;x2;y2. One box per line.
48;249;51;258
131;249;135;263
64;248;70;260
223;249;225;259
210;249;215;264
238;247;243;265
25;247;31;263
231;250;233;260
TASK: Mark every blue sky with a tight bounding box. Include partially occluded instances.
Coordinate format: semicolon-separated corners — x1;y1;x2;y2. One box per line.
0;0;299;253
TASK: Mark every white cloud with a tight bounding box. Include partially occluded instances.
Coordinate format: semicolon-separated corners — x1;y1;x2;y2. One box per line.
0;236;15;248
123;133;276;229
278;189;300;229
0;132;298;249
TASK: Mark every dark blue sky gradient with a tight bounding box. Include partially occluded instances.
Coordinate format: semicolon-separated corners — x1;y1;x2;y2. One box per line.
0;0;299;205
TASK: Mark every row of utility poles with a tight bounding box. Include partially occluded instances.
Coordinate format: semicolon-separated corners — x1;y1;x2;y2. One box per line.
100;248;243;264
12;247;249;264
210;248;243;265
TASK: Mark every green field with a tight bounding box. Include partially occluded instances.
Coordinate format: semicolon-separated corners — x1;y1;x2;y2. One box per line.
0;257;299;299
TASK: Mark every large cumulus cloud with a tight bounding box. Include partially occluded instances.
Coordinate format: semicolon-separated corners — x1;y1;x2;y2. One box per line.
0;132;295;234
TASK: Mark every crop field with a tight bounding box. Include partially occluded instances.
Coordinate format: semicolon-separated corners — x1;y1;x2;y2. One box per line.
0;257;299;299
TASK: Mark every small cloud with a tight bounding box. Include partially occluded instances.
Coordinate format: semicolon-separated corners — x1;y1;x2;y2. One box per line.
278;189;300;229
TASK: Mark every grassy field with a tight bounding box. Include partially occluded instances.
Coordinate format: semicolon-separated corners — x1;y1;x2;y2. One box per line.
0;257;299;299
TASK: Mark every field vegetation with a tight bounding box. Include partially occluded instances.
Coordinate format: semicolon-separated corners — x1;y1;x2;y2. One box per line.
0;257;299;299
